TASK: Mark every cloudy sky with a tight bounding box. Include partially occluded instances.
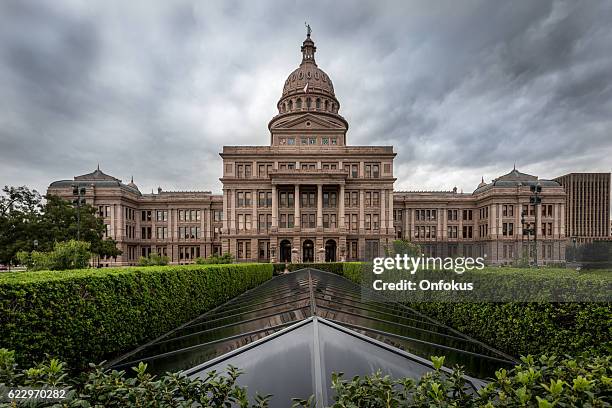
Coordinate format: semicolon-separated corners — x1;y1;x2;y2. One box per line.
1;0;611;195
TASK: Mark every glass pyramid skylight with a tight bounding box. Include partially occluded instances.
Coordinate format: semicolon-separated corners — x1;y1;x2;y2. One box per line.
109;268;516;406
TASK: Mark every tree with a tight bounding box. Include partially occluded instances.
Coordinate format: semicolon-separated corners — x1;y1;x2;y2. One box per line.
0;186;122;267
37;195;105;250
384;239;422;258
0;186;43;267
16;240;92;271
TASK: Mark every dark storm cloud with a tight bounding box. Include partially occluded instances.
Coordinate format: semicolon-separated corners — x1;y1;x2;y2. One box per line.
0;0;611;194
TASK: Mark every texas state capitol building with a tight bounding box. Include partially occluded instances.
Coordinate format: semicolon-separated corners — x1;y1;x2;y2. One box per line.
48;32;569;266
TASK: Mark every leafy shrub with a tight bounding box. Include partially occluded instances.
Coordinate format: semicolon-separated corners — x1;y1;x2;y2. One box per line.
138;252;169;266
0;348;269;407
383;239;422;258
0;264;272;369
311;354;611;407
195;252;235;264
272;263;287;275
2;349;609;407
16;240;91;271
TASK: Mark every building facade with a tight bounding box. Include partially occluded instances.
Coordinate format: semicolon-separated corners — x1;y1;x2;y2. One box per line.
47;33;609;266
553;173;611;244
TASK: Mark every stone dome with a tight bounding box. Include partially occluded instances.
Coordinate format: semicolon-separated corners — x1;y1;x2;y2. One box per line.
275;31;341;116
281;35;335;97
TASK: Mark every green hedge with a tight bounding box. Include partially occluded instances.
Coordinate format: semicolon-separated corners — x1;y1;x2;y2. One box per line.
0;264;272;369
334;264;612;358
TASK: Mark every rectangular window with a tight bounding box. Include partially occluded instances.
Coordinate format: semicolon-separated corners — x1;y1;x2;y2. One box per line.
288;214;294;228
237;240;251;260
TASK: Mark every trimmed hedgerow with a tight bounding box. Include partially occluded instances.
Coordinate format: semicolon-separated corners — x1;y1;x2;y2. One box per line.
335;265;612;358
287;262;344;274
0;264;272;369
409;301;612;358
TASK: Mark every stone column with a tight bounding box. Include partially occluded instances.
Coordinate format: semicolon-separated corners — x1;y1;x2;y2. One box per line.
388;191;394;231
359;189;365;232
404;208;410;240
442;208;447;239
271;185;278;228
294;184;300;229
222;189;228;233
252;189;257;232
380;189;386;232
515;203;522;237
560;203;565;237
410;209;415;240
229;190;236;233
497;203;502;237
116;204;124;240
317;184;323;229
553;203;559;238
205;206;212;240
339;184;345;231
110;204;116;239
437;207;442;241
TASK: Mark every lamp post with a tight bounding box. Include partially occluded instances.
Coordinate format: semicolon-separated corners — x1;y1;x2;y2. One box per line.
72;185;87;240
521;210;527;264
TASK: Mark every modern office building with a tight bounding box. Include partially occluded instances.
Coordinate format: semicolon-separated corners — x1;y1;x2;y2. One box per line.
48;32;609;266
553;173;611;244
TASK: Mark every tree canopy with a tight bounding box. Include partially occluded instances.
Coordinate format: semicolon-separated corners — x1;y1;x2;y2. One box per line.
0;186;121;266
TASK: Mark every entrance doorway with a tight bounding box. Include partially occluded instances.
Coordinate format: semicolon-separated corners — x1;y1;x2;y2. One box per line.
325;239;337;262
302;239;314;263
279;240;292;263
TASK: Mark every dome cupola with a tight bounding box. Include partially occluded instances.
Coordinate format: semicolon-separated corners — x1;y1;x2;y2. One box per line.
274;26;342;117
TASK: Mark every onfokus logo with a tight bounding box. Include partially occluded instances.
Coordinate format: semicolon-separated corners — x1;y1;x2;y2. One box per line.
372;254;486;275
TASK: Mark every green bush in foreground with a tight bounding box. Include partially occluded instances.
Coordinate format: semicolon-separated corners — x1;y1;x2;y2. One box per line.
0;349;270;407
0;264;273;370
16;240;92;271
1;349;609;407
319;354;611;408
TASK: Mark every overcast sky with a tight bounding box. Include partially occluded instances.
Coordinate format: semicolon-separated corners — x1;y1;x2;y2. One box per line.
1;0;611;195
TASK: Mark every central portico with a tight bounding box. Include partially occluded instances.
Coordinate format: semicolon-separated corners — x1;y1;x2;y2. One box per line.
219;31;396;263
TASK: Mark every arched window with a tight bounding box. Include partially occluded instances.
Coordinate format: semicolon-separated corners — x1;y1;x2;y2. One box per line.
296;98;302;109
331;103;336;112
288;100;293;110
282;103;286;112
316;98;321;109
324;100;329;111
306;98;311;108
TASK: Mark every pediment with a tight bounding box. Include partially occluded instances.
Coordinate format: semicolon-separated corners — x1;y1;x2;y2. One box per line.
271;113;346;131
